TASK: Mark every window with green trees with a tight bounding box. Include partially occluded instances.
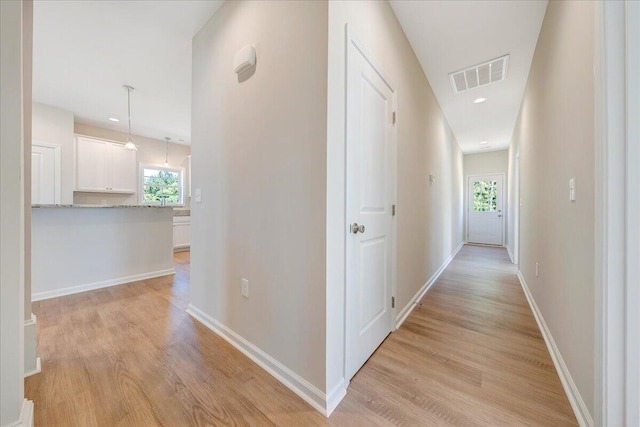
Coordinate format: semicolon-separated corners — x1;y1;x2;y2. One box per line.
140;165;183;205
473;180;498;212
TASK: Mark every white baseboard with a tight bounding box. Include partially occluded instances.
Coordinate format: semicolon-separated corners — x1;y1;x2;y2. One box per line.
395;240;465;329
506;245;515;264
32;268;175;301
186;304;331;416
24;357;41;378
24;313;38;376
325;379;347;416
516;272;594;427
8;399;34;426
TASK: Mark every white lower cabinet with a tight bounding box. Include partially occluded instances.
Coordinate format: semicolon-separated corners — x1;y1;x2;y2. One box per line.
173;216;191;250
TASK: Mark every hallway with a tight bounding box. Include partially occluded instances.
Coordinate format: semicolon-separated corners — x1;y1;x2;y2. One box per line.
25;245;576;426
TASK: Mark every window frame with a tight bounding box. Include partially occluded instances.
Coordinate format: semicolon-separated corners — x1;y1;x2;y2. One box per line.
138;162;185;206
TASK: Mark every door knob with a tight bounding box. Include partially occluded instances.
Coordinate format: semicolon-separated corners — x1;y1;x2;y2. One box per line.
498;215;502;217
351;223;365;234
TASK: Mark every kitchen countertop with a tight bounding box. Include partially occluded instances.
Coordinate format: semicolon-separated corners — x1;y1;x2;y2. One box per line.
32;204;174;208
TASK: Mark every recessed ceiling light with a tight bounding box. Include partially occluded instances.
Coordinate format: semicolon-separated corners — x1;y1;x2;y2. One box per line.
479;140;488;144
108;117;119;122
473;98;487;104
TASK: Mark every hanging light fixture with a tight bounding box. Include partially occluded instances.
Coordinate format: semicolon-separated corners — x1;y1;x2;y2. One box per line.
164;137;170;167
123;85;137;151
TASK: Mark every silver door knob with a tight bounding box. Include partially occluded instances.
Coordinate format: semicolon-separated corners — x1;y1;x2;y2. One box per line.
351;223;365;234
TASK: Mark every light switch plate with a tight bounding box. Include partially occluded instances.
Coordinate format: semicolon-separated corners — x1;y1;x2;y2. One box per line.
241;278;249;298
195;188;202;203
569;178;576;201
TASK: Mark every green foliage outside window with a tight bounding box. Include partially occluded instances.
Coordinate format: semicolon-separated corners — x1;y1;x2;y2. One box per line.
473;180;497;212
142;168;181;204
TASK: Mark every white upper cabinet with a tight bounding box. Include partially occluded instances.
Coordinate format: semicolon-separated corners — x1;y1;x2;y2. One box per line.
109;143;137;193
75;136;137;193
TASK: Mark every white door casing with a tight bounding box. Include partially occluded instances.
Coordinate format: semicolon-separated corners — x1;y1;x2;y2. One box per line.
467;173;504;245
31;142;61;204
346;33;396;381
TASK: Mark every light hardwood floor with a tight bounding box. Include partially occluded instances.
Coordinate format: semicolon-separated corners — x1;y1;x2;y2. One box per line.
26;245;577;426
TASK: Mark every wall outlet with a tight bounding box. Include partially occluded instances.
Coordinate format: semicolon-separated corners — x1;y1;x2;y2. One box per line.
241;278;249;298
535;262;539;278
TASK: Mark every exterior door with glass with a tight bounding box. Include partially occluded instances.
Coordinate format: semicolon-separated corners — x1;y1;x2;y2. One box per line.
467;174;504;245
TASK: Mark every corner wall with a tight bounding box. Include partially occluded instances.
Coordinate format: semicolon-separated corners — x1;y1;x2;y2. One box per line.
507;0;595;421
190;0;328;401
326;0;464;404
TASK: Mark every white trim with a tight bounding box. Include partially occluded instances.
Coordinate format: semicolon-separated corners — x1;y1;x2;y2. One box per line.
395;241;464;329
594;1;632;425
24;313;39;377
325;379;347;416
31;141;61;204
31;268;175;301
24;358;41;378
186;304;333;416
626;2;640;424
506;245;515;264
8;399;34;427
517;272;593;427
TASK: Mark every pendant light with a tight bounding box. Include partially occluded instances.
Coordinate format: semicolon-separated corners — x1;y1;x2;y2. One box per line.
164;137;170;167
123;85;137;151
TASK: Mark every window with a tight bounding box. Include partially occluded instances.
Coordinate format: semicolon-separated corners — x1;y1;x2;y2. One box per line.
139;164;184;206
473;180;498;212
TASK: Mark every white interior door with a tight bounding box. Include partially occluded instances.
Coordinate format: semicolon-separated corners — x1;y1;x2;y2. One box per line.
346;35;395;380
31;143;60;204
468;174;504;245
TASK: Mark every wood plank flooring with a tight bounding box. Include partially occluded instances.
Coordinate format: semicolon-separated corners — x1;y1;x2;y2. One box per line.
26;245;577;426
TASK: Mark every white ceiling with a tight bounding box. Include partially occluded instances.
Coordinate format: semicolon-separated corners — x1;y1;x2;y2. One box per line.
390;0;547;153
33;0;224;145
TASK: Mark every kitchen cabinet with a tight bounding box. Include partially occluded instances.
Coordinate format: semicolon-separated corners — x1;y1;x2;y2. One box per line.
75;136;137;193
173;216;191;250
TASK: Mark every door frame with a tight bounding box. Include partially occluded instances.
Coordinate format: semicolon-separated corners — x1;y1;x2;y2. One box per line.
344;28;398;381
32;140;61;204
594;0;639;424
465;172;506;246
514;153;520;264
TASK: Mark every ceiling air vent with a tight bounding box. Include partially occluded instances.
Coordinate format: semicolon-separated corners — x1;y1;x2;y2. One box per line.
449;54;509;94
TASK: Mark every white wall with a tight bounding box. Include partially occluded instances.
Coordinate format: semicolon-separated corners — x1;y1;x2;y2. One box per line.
507;0;595;420
31;207;174;300
326;0;464;404
190;0;328;398
74;123;192;206
1;0;29;424
463;149;508;242
32;102;74;204
464;149;508;177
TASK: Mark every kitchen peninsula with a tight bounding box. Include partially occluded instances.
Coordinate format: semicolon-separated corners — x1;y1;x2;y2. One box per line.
31;204;174;300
